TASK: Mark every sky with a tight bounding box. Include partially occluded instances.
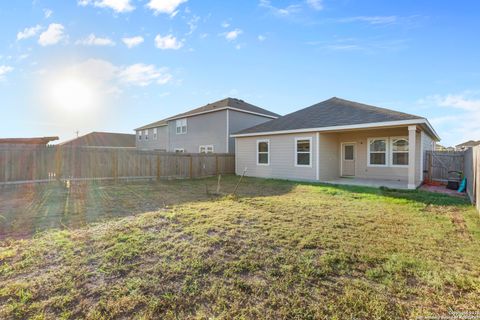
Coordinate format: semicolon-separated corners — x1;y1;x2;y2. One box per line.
0;0;479;146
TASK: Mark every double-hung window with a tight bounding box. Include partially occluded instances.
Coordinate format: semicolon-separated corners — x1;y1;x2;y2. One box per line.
295;138;312;166
199;145;214;154
391;138;409;166
257;140;270;165
368;138;387;166
144;130;148;140
176;119;187;134
153;128;158;140
138;131;142;141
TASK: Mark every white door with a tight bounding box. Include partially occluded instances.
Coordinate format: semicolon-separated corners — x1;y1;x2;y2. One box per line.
341;143;356;176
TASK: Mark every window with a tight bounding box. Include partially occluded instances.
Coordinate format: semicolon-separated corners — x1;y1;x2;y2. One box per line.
199;145;214;154
295;138;312;166
368;138;387;166
174;148;185;153
153;128;158;140
344;145;354;160
257;140;269;165
391;138;409;166
138;131;142;141
144;130;148;140
176;119;187;134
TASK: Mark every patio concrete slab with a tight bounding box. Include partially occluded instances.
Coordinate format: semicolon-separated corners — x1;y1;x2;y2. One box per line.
321;177;409;190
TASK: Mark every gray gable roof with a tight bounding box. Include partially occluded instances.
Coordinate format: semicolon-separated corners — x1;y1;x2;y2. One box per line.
135;98;280;131
235;97;424;135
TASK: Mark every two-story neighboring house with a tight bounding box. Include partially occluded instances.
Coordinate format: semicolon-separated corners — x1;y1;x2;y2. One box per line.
135;98;280;153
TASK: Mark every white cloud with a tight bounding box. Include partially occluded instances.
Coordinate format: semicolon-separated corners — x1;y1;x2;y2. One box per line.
224;28;242;41
38;23;65;46
418;92;480;146
79;0;135;13
0;65;13;80
306;0;323;10
259;0;301;17
221;21;230;28
17;25;42;40
44;9;53;19
146;0;187;16
76;34;115;46
338;16;397;25
122;36;144;48
154;34;183;50
118;64;172;86
258;35;266;41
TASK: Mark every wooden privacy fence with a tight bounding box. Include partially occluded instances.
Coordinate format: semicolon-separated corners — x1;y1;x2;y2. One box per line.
0;146;235;185
424;151;465;183
464;146;480;212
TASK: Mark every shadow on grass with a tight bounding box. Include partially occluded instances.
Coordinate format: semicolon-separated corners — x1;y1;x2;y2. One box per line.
235;176;471;207
0;175;471;240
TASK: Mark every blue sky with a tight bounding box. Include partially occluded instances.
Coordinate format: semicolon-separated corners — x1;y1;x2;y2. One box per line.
0;0;479;146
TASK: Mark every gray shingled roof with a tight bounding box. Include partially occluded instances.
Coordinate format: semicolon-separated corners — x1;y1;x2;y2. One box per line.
235;97;424;135
135;98;280;131
60;132;136;147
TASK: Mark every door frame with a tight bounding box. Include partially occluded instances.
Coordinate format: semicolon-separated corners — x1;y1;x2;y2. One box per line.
340;142;357;177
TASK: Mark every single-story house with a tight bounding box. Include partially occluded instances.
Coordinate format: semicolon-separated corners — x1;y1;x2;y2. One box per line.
135;98;280;153
0;136;59;147
232;97;440;189
60;132;136;148
455;140;480;151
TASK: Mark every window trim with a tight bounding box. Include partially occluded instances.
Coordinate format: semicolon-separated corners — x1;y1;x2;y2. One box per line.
176;118;187;135
138;131;142;141
294;137;312;167
199;145;214;154
390;136;409;167
153;128;158;140
367;137;388;167
144;129;148;140
256;139;270;166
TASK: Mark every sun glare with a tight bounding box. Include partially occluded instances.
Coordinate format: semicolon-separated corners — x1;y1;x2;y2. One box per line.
48;77;96;112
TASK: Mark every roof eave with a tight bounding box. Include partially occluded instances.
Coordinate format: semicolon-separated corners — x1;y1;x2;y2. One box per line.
231;119;441;141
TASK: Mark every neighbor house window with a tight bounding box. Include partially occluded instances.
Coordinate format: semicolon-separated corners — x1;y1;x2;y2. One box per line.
199;145;214;154
368;138;387;166
138;132;142;141
176;119;187;134
257;140;270;165
174;148;185;153
391;137;409;166
295;137;312;166
144;130;148;140
153;128;158;140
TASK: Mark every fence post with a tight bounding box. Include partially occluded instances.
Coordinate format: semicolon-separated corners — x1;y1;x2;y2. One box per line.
215;155;219;175
112;149;118;182
55;146;63;181
189;155;193;179
4;149;9;183
157;154;161;181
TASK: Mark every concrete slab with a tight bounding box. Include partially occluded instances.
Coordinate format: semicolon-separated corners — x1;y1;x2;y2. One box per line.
321;177;409;190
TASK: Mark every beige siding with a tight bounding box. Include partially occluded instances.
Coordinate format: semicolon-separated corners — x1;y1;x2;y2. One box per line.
336;128;409;181
235;126;435;184
318;133;339;180
236;133;317;181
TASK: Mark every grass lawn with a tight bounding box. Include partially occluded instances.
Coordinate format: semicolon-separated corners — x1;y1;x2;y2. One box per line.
1;176;479;319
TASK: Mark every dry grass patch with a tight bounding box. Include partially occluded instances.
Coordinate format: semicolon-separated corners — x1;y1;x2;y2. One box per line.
0;176;479;319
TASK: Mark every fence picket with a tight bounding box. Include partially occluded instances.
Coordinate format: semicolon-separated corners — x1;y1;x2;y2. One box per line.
0;146;235;185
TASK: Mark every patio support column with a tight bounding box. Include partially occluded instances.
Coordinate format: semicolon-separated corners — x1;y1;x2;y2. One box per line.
408;125;417;189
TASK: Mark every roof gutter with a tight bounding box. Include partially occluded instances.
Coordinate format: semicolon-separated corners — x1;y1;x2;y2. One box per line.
231;119;441;141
